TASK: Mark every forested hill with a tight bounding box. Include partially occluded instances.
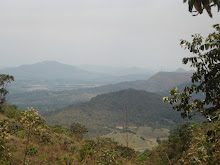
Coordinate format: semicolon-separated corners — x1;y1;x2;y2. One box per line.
45;89;185;137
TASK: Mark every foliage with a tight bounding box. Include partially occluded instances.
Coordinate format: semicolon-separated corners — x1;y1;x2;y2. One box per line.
115;145;136;160
26;146;38;155
7;121;24;134
183;0;220;17
52;124;70;134
46;89;187;138
79;140;95;161
19;107;46;164
136;149;151;162
145;122;220;164
164;24;220;122
78;138;136;164
156;137;162;144
169;123;193;152
0;107;138;164
178;122;220;164
70;122;88;140
0;120;11;164
0;74;14;112
97;148;120;165
140;136;145;141
17;131;25;138
146;123;194;163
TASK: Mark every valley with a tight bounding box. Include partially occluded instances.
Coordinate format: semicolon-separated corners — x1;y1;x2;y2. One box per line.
1;61;154;92
0;60;217;164
1;1;219;163
4;61;192;113
2;62;196;151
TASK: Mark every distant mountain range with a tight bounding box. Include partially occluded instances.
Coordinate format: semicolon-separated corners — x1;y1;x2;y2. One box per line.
78;64;155;76
100;71;192;93
175;68;188;73
0;61;99;81
1;61;155;92
45;89;186;137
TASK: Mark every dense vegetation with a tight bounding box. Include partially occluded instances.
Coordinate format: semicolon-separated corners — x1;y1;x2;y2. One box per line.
154;23;220;164
0;105;139;165
45;89;195;137
1;105;219;164
164;24;220;122
0;74;14;112
141;122;220;164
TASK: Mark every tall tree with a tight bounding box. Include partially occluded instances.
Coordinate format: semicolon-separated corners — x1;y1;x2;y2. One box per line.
0;74;14;112
163;24;220;122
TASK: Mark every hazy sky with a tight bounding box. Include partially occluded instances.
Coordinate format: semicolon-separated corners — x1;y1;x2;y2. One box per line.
0;0;219;70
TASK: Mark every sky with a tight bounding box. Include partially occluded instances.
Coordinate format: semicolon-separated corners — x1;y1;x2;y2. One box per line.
0;0;219;71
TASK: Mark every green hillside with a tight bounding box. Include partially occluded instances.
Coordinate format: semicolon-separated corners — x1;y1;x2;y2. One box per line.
0;105;138;165
45;89;185;137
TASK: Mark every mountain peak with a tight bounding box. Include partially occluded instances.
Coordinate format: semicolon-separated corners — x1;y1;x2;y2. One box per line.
36;61;61;65
175;68;187;73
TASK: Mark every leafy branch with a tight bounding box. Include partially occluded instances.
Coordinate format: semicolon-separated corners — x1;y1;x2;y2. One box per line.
164;24;220;122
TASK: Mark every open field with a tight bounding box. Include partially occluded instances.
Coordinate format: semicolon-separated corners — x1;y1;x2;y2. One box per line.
103;126;169;151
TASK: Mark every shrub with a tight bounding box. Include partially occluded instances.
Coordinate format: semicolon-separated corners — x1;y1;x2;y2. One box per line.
70;122;88;140
17;130;24;138
97;148;120;165
7;121;23;134
140;136;145;141
115;145;136;160
79;140;96;161
0;120;11;164
39;153;47;164
26;146;38;155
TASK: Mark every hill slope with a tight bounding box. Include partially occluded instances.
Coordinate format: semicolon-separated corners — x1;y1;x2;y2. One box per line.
45;89;184;137
101;71;192;93
0;106;138;164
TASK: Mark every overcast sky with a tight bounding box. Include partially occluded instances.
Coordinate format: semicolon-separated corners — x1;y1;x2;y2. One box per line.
0;0;219;70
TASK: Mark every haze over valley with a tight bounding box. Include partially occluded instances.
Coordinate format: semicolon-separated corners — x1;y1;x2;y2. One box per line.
0;0;219;163
1;60;200;152
1;61;192;112
1;61;155;92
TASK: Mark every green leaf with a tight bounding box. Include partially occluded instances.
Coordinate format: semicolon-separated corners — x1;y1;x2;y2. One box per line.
182;58;189;64
205;44;210;50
